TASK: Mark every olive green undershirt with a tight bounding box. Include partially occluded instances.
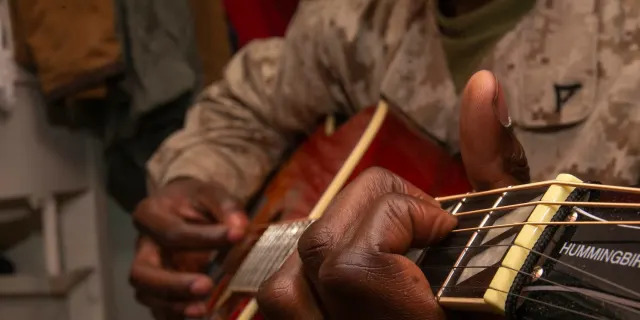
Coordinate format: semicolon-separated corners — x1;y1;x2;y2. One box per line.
438;0;536;92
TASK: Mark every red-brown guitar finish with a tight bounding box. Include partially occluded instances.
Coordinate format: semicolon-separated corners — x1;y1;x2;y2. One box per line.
252;106;469;224
198;105;471;319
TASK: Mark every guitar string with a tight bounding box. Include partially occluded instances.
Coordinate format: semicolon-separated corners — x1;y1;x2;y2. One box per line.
228;183;639;297
432;285;605;320
233;230;640;312
573;207;640;230
423;243;640;299
450;220;640;233
454;200;640;217
523;286;640;310
231;202;640;288
453;204;640;233
427;264;640;316
432;286;607;320
435;180;640;203
246;200;640;233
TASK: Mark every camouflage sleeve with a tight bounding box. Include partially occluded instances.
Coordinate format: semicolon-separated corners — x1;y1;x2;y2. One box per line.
146;1;349;202
146;0;419;201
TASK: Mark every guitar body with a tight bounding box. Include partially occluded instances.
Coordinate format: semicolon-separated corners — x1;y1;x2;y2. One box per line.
206;103;471;319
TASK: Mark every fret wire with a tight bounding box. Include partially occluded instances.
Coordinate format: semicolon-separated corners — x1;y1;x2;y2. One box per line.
233;197;639;288
437;191;506;298
229;182;638;291
455;201;640;217
435;181;640;203
451;220;640;233
449;200;464;215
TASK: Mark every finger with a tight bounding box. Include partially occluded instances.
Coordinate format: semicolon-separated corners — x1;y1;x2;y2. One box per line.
193;183;249;242
297;167;432;285
136;293;208;318
134;199;232;249
349;194;457;253
315;193;454;319
257;252;324;320
460;70;530;191
130;238;214;298
130;264;213;299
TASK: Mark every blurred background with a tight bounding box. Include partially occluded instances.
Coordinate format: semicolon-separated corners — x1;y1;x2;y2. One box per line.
0;0;298;319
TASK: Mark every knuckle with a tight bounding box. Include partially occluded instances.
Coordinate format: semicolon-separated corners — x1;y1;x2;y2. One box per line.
317;249;381;294
376;194;413;230
161;225;186;247
358;167;394;184
256;276;297;313
355;167;406;194
297;224;335;267
377;193;403;209
133;196;171;223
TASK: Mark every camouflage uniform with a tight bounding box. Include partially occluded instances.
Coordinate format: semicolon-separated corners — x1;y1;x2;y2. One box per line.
148;0;640;202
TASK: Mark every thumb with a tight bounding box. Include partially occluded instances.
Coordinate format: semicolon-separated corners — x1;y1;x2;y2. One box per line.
459;70;530;191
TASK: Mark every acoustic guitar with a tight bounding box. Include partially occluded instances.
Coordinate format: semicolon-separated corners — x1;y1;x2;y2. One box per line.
201;102;640;319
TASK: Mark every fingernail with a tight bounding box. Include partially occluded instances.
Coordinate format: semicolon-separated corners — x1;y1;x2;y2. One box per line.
190;278;213;296
227;227;245;243
226;213;248;243
432;212;458;243
492;75;512;128
444;213;458;230
184;303;207;317
227;212;248;229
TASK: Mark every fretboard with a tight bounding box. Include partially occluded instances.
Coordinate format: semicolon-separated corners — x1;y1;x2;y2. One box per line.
226;178;640;307
423;183;552;301
228;220;314;293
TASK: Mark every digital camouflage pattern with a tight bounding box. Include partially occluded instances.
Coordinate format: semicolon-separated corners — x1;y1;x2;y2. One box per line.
148;0;639;202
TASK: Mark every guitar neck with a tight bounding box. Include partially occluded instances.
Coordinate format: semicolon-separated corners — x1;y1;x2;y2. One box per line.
226;176;640;319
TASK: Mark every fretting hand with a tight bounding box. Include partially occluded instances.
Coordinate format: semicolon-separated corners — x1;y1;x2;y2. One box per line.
256;70;530;319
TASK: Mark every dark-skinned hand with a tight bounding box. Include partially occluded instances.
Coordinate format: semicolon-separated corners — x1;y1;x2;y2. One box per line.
256;70;530;320
130;178;249;319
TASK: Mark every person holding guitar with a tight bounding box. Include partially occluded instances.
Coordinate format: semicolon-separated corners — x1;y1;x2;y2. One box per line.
130;0;639;318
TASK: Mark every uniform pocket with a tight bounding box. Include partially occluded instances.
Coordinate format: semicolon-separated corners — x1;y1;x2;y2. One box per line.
510;2;598;129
